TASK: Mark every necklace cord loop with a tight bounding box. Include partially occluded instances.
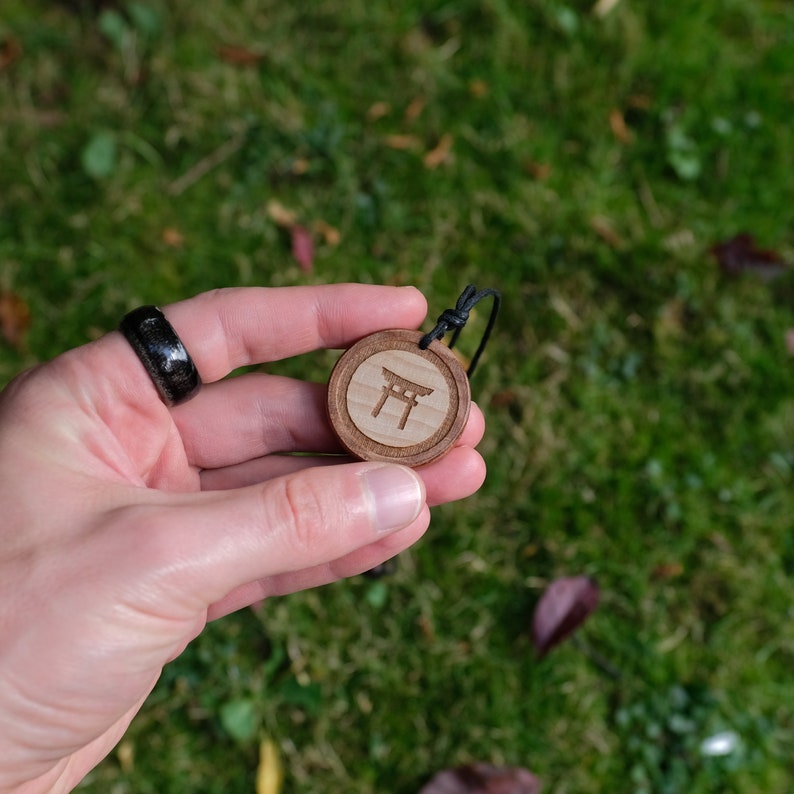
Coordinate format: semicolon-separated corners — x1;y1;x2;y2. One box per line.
419;284;501;378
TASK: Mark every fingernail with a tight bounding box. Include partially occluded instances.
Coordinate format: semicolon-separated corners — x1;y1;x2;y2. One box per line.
362;465;424;533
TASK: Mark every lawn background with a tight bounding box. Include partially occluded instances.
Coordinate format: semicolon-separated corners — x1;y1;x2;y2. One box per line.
1;1;794;791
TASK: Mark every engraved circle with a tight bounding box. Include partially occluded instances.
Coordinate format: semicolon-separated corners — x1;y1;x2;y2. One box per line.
326;329;471;467
346;349;451;447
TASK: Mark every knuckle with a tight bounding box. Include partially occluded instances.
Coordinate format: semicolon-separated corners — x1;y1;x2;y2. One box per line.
273;474;331;556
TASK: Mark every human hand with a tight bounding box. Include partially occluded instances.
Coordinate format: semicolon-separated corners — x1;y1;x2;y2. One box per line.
0;285;486;793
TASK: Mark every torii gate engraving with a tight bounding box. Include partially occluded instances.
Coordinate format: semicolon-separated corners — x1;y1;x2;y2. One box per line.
371;367;435;430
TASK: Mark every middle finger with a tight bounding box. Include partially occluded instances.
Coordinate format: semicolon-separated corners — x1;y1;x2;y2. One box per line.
173;374;338;469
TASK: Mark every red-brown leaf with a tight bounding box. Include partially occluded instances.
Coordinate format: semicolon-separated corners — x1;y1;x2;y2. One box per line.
419;763;541;794
609;107;632;144
0;291;31;350
532;576;599;657
291;225;314;273
423;133;454;169
216;45;266;66
0;36;22;72
711;233;787;280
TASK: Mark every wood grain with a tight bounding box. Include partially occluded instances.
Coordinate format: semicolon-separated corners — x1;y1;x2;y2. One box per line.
327;329;470;467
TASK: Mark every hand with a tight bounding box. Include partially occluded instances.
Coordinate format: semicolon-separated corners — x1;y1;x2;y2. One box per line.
0;285;486;793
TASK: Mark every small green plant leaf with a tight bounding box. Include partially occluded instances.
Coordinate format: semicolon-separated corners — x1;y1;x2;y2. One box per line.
126;2;162;39
219;698;258;742
365;580;389;609
553;5;580;36
98;9;130;50
665;124;701;181
81;131;118;179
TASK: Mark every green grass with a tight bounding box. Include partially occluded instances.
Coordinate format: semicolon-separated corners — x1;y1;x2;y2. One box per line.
2;0;794;791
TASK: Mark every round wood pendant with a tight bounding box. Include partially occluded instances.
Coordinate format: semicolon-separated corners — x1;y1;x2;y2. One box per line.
327;329;471;467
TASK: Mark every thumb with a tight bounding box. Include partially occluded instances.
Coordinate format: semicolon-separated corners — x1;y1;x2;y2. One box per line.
123;462;426;611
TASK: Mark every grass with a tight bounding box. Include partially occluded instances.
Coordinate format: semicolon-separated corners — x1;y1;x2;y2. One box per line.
2;0;794;791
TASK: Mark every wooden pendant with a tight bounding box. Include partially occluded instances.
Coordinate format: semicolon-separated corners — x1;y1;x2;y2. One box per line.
327;329;471;467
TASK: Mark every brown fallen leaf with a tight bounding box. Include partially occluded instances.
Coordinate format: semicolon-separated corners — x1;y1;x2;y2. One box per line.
609;108;632;144
532;576;599;657
524;160;552;180
314;219;341;247
385;134;423;151
291;225;314;273
161;227;184;248
0;291;31;350
652;562;684;580
216;45;266;66
589;215;623;248
469;79;489;98
628;93;652;110
711;232;788;280
0;36;22;72
291;158;310;175
419;763;542;794
266;199;298;228
489;388;518;410
417;613;436;643
404;96;426;122
424;133;454;169
367;101;392;121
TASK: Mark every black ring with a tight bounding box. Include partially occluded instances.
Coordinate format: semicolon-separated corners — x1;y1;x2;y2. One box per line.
119;306;202;406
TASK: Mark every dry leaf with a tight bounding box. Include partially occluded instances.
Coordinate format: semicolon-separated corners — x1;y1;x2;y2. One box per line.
291;225;314;273
0;291;31;350
419;763;542;794
291;158;310;175
216;45;266;66
521;543;540;560
532;576;599;657
404;96;426;122
424;133;454;169
0;36;22;71
589;216;623;248
266;199;298;228
161;227;184;247
256;737;283;794
367;101;392;121
385;134;422;151
417;614;436;643
609;108;632;144
469;79;489;98
629;93;652;110
652;562;684;580
314;219;341;247
489;388;518;410
525;160;552;180
711;233;787;280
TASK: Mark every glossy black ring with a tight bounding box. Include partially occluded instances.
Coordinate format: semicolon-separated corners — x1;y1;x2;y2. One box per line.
119;305;202;406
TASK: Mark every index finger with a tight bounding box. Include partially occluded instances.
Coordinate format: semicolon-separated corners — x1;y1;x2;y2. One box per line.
163;284;427;382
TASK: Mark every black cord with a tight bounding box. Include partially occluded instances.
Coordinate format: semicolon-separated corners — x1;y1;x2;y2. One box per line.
419;285;501;378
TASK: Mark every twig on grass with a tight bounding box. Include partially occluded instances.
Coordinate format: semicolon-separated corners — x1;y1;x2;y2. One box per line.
167;131;246;196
